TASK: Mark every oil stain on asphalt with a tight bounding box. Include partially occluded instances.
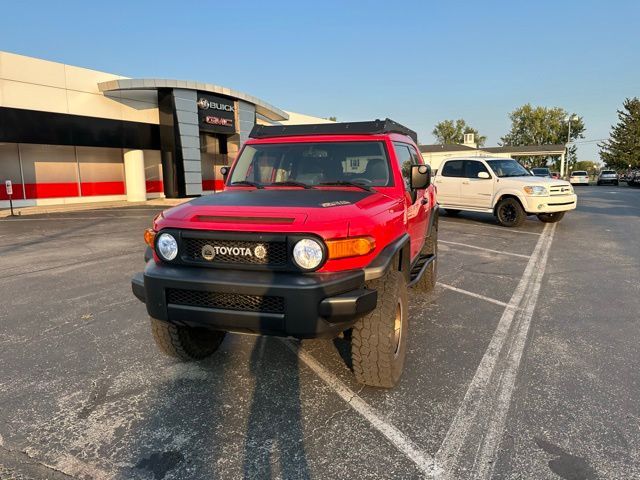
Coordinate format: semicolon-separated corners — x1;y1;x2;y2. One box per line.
535;437;599;480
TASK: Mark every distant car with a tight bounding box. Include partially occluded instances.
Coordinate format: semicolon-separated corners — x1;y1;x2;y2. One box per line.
531;167;552;178
551;172;560;179
597;170;619;186
570;170;590;186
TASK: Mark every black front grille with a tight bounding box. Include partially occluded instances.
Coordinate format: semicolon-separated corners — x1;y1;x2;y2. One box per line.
182;238;288;266
167;288;285;314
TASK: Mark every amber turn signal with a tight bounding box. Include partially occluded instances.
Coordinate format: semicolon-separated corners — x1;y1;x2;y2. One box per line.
326;236;375;260
144;228;156;248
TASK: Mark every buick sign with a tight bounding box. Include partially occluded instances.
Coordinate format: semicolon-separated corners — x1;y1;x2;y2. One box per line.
197;98;234;112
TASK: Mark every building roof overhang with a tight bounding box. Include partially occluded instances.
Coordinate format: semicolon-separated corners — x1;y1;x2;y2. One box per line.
419;143;566;156
97;78;289;121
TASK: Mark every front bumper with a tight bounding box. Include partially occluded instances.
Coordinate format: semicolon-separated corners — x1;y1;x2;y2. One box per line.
523;194;577;214
132;261;377;339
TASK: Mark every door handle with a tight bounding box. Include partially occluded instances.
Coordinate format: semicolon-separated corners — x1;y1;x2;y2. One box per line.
462;180;470;184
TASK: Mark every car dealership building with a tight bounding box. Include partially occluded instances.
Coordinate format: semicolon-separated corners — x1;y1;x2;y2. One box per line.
0;51;330;208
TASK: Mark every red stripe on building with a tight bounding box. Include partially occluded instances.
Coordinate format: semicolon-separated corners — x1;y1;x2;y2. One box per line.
0;184;26;200
24;183;80;199
202;179;224;192
80;181;126;196
146;180;164;193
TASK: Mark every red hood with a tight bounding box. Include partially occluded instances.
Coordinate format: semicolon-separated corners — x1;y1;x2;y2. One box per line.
154;188;399;236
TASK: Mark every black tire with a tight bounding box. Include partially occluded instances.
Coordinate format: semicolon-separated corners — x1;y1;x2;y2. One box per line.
537;211;565;223
615;181;619;186
445;208;461;216
495;197;526;227
150;317;226;361
414;224;437;293
597;181;602;186
351;269;408;388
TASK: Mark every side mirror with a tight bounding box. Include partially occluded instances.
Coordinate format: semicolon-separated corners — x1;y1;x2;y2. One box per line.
220;166;229;178
411;164;431;190
478;171;491;179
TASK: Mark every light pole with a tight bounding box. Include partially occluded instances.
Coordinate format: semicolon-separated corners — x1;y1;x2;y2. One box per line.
562;114;578;179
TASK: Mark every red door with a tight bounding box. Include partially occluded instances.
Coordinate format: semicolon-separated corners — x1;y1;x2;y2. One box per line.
392;142;428;261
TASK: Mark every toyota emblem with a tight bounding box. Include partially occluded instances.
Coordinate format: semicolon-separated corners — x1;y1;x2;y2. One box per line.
201;244;216;261
254;244;267;259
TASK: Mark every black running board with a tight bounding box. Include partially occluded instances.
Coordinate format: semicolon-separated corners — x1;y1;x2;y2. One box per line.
407;253;436;287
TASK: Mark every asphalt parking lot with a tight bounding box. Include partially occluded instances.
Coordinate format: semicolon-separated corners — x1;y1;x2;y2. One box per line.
1;185;639;479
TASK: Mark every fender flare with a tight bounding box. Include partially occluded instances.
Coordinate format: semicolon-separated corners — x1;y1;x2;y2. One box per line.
363;233;411;283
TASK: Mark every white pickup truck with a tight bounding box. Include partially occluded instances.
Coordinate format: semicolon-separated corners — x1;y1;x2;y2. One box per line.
434;157;577;227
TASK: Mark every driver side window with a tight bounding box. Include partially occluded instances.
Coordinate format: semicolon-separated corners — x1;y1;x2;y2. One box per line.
392;143;414;191
464;160;489;178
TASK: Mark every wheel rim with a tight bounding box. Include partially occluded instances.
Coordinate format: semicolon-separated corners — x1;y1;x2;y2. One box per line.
501;204;517;223
393;301;403;356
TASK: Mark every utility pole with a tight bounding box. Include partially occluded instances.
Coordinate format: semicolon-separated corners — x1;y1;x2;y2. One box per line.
562;115;578;179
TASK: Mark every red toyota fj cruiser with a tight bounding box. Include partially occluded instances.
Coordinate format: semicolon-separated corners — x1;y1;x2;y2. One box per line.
132;119;438;387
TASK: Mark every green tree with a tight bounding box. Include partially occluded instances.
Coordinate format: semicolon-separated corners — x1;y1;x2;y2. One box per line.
572;161;598;175
599;97;640;170
500;104;585;168
432;119;486;146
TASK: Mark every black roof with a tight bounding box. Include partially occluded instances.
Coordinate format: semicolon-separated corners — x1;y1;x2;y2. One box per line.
249;118;418;143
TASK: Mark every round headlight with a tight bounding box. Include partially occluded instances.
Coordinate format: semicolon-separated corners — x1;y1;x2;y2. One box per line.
293;238;324;270
157;233;178;261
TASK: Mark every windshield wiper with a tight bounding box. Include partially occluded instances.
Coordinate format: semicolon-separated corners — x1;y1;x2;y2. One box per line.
317;181;373;192
269;181;315;189
230;180;264;189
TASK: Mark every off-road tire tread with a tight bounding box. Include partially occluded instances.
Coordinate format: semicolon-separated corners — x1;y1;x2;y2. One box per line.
150;317;225;361
351;270;408;388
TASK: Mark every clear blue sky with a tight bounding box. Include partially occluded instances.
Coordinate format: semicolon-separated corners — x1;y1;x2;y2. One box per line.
1;0;638;161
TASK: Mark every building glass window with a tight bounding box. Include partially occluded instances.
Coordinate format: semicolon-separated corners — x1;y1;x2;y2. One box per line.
144;150;163;194
19;144;79;199
76;147;125;196
0;143;23;200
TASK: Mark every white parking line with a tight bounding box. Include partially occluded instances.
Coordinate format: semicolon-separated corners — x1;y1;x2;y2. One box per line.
281;340;442;478
439;219;542;236
435;223;556;478
439;240;530;259
437;282;509;308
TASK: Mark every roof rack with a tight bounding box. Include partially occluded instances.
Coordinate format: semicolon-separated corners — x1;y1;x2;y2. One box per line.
249;118;418;143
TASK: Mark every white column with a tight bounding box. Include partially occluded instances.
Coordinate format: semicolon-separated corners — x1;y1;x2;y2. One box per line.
124;149;147;202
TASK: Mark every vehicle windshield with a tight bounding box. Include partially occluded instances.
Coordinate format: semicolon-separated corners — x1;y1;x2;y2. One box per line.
486;159;532;178
572;171;587;176
228;141;391;187
531;168;550;175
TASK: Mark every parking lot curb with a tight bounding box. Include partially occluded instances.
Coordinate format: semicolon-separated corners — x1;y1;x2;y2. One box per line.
0;198;190;218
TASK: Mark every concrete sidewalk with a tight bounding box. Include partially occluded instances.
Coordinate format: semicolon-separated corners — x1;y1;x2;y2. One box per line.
0;198;190;218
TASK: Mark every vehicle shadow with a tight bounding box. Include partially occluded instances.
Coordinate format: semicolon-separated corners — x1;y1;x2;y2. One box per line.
120;335;310;480
243;337;310;479
437;209;543;229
